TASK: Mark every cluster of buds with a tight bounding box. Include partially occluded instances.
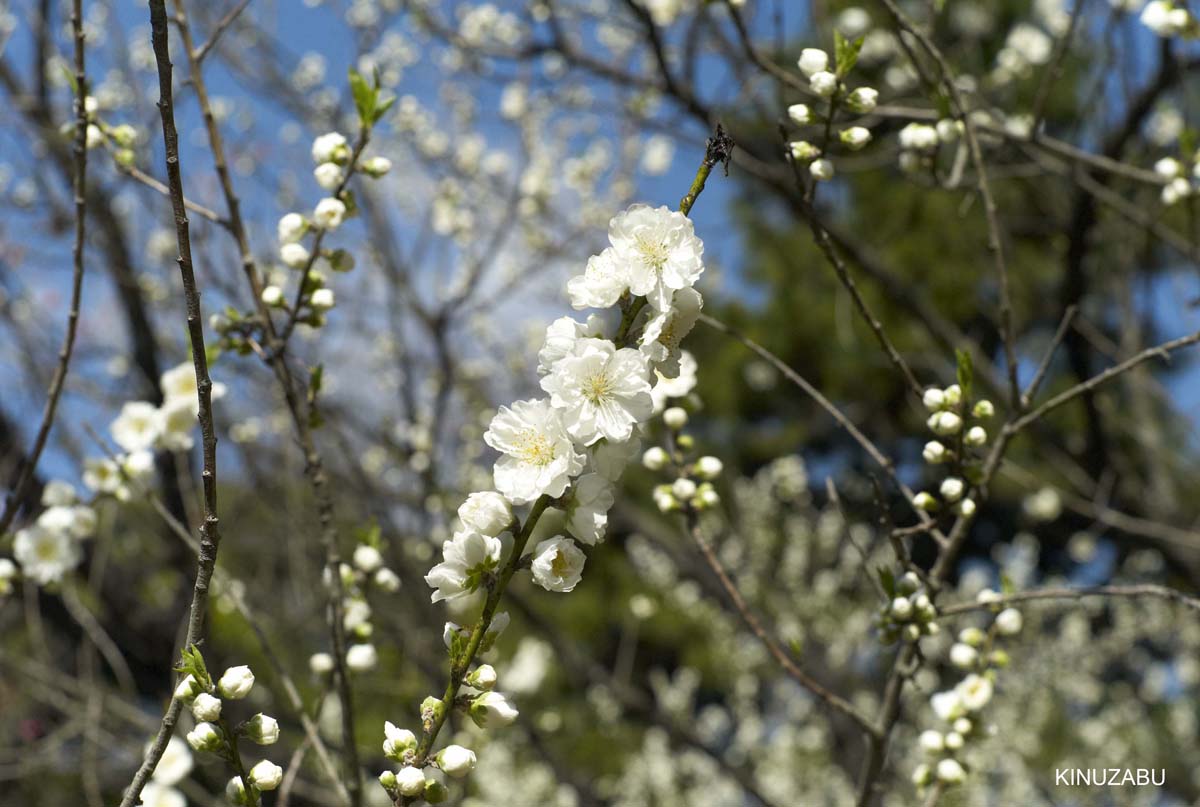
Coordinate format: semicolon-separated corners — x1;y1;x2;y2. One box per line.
896;119;963;174
912;591;1023;792
642;406;722;513
378;659;517;804
786;35;878;183
314;526;402;675
1154;153;1200;206
173;648;282;805
60;95;139;167
914;371;993;520
1140;1;1199;38
878;571;939;644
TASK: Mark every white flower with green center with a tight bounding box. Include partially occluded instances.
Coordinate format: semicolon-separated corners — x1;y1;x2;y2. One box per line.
485;398;585;503
608;204;704;311
161;361;226;413
158;398;198;452
640;286;702;377
530;535;586;592
650;349;698;413
424;529;507;602
956;673;994;711
563;473;615;545
540;338;653;445
567;249;629;311
14;523;82;585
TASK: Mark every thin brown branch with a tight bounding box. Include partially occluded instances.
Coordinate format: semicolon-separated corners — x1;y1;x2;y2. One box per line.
119;2;228;803
939;584;1200;616
192;0;253;64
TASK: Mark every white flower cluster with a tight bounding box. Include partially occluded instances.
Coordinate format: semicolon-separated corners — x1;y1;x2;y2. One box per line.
386;203;707;802
914;384;993;519
878;571;940;645
63;94;139;167
896;119;963;173
175;653;283;804
1140;1;1198;37
1154;153;1200;206
787;44;878;182
912;593;1023;791
7;480;96;587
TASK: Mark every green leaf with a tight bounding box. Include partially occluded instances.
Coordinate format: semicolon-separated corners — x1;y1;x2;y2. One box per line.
999;572;1016;595
877;566;896;598
372;93;396;124
788;637;803;658
348;68;375;127
955;348;974;401
834;32;865;78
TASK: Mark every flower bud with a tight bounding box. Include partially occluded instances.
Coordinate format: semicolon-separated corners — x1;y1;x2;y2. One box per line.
353;544;384;572
466;664;497;690
261;285;285;307
944;731;964;750
923;388;945;411
958;498;976;518
922;441;948;464
314;162;343;190
918;730;944;753
912;763;932;787
245;713;280;745
890;597;913;620
840;126;872;150
939;478;965;502
191;692;222;722
845;86;878;113
693;456;723;480
309;652;335;675
897;572;920;595
959;627;986;647
972;400;994;419
217;665;255;699
421;696;446;724
694;487;721;509
789;140;821;162
994;608;1022;636
671;477;697;500
676;433;695;450
936;758;966;783
642;447;668;471
949;643;978;670
384;722;418;760
469;691;519;728
797;48;829;77
964;426;987;446
942;384;962;406
809;70;839;97
396;766;427;796
976;588;1001;605
953;718;973;735
379;770;397;790
436;744;477;778
361;156;393;177
346;643;378;671
279;242;310;269
249;759;283;791
913;492;938;512
811;158;835;181
990;649;1011;667
903;623;921;641
226;777;248;805
928;411;962;436
174;674;202;702
663;407;688;430
186;722;223;753
424;780;450;803
310;288;335;311
278;212;308;244
374;568;401;592
787;103;813;125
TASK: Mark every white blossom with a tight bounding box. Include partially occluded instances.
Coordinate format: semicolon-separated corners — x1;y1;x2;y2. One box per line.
280;242;310;269
217;665;255;699
353;544;384;573
537;315;606;375
798;48;829;77
111;401;162;452
995;608;1023;635
249;759;283;791
314;161;343;189
424;529;506;602
383;722;417;760
148;736;193;786
809;71;839;97
567;248;629;310
531;535;586;592
456;491;514;536
346;643;379;671
651;350;698;412
541;338;653;445
140;783;185;807
186;722;222;753
956;673;994;711
395;765;427;796
469;690;519;727
485;399;586;503
245;713;280;745
191;692;222;722
13;524;81;584
277;213;308;244
312;131;348;164
640;287;702;378
436;744;477;778
564;473;615;545
313;197;347;230
606;204;704;311
161;361;226;413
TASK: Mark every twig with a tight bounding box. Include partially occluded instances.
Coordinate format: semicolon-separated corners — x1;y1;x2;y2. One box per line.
116;162;229;227
192;0;253;64
879;0;1021;409
0;0;88;537
939;584;1200;616
682;508;880;735
1021;305;1077;408
119;3;228;804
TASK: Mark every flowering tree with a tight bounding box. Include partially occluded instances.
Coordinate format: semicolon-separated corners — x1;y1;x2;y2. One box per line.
2;1;1200;806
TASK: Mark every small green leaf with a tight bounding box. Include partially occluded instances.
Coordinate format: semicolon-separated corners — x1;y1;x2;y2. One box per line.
834;32;865;78
348;68;375;127
999;572;1016;595
373;94;396;124
955;349;974;401
878;566;896;598
788;637;803;657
